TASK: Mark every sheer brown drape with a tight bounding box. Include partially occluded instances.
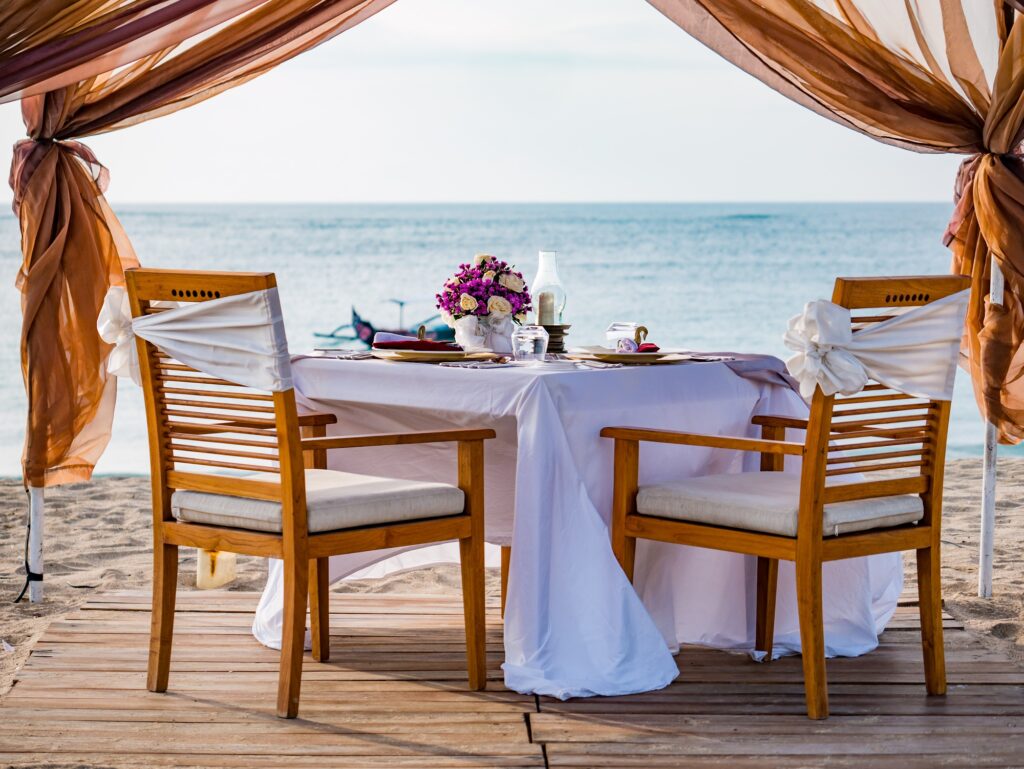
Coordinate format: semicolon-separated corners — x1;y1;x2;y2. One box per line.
0;1;268;103
649;0;1024;443
10;0;395;486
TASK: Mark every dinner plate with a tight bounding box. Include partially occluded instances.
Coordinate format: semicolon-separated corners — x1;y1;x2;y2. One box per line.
370;349;501;363
565;346;690;364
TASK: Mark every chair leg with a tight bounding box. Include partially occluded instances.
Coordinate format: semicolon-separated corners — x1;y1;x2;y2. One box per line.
500;545;510;619
460;533;487;691
147;542;178;693
277;556;309;718
916;545;947;695
309;557;330;663
755;557;778;660
610;439;639;582
610;501;637;583
795;557;828;719
616;534;637;583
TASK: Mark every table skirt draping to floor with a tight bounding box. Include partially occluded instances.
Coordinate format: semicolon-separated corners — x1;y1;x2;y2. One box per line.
253;358;902;698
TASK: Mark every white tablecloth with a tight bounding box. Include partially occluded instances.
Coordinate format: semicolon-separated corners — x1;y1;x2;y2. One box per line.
254;357;903;699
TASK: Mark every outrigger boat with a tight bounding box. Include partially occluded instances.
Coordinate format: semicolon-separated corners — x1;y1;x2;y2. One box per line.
315;301;455;347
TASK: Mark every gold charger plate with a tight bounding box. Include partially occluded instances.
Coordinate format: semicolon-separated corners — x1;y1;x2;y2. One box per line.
566;346;689;365
371;349;500;363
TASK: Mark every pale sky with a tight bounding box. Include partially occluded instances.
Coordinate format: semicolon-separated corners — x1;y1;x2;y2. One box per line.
0;0;962;204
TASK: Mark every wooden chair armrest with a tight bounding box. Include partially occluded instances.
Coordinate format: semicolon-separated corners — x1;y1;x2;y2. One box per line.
751;414;808;430
302;429;496;451
297;411;338;427
599;426;804;456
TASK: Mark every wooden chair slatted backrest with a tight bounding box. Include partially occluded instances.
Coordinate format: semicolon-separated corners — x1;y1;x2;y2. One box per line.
125;269;305;522
807;276;970;510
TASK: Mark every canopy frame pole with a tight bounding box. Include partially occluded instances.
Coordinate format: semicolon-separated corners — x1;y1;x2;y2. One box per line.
979;255;1004;598
28;486;44;602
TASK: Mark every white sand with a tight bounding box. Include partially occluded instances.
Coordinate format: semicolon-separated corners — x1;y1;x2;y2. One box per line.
1;458;1021;695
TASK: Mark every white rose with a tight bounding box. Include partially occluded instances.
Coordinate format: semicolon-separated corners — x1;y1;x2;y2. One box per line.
499;272;525;292
459;294;479;312
445;276;460;287
487;295;512;317
514;312;526;323
473;253;496;266
440;311;455;328
483;270;496;282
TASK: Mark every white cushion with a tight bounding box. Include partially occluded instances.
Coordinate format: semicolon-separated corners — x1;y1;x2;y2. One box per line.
171;468;464;534
636;472;923;538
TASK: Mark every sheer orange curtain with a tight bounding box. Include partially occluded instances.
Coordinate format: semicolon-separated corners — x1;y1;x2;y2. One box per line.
648;0;1024;443
0;1;267;103
10;0;396;486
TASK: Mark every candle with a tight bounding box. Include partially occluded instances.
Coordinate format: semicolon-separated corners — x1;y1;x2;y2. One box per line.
537;292;555;325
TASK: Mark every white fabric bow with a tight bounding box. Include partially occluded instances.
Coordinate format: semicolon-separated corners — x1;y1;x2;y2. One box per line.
97;286;293;392
98;286;142;385
783;289;969;401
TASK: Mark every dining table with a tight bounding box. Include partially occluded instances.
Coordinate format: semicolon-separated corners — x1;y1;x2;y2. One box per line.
253;353;905;699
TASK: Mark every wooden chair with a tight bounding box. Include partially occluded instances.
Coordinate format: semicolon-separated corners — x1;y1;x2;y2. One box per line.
126;268;493;718
602;275;969;720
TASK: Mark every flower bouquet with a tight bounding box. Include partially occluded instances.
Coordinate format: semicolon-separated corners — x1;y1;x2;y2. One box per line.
436;254;533;353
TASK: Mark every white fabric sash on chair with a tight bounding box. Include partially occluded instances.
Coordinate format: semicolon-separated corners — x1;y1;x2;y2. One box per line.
783;289;969;400
98;286;293;392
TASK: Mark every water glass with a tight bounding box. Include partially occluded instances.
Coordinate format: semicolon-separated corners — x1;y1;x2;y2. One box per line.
512;325;550;363
605;321;640;343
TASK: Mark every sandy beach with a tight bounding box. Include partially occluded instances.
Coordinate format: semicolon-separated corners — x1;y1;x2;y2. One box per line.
1;458;1021;696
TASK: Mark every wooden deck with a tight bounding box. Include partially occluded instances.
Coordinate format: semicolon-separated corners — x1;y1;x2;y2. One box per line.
1;591;1022;768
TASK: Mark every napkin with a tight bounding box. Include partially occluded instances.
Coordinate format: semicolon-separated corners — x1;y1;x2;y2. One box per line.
615;338;661;353
372;332;461;351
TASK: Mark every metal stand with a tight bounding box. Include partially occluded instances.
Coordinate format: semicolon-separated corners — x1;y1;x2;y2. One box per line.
28;486;44;602
979;255;1003;598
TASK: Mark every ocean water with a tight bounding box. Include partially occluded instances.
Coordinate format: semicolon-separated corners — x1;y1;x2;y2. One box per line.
0;202;1008;477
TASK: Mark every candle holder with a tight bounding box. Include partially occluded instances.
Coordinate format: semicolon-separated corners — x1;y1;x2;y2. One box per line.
532;250;567;325
541;324;571;354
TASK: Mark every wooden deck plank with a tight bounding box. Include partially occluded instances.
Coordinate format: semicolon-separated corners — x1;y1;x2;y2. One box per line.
529;712;1024;738
2;590;1022;769
540;733;1024;754
0;755;543;768
543;752;1022;768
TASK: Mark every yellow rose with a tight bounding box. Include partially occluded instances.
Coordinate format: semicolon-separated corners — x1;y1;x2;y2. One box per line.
483;270;496;282
459;294;479;312
474;253;496;266
499;273;525;292
487;295;512;317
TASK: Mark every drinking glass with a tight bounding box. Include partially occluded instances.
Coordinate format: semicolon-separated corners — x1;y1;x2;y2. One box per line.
512;325;550;363
605;321;640;343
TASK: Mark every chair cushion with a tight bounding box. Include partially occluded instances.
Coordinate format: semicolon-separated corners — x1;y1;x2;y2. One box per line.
171;469;464;534
636;472;923;538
